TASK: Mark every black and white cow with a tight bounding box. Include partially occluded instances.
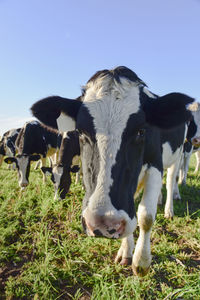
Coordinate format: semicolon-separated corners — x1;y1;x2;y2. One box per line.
31;66;193;276
179;102;200;184
4;120;62;189
0;128;21;167
41;130;80;199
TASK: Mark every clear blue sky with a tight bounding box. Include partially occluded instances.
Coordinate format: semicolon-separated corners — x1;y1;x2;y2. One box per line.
0;0;200;135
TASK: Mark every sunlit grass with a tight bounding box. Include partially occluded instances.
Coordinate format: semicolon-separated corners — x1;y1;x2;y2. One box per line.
0;154;199;299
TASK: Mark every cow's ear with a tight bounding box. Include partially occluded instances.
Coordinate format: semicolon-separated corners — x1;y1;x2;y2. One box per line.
4;157;16;164
41;166;52;176
143;93;194;129
31;96;82;132
30;154;41;162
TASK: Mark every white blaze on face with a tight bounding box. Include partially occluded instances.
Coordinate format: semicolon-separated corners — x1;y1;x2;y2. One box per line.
52;165;64;200
17;156;29;186
52;165;64;189
82;75;141;231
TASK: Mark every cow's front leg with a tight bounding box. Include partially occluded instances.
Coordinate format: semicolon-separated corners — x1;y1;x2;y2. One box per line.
132;167;162;276
194;150;200;174
40;157;47;183
165;157;182;218
115;234;135;265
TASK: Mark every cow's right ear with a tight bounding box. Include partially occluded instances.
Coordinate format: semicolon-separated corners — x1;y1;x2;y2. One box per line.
4;157;17;164
143;93;194;129
30;96;82;132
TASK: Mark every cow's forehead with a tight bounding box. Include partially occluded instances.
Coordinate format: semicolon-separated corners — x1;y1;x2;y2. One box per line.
82;75;142;135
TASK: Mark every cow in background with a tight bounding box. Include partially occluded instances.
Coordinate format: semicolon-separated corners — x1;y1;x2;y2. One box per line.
4;120;62;189
0;128;21;167
31;66;193;276
41;130;80;199
179;102;200;184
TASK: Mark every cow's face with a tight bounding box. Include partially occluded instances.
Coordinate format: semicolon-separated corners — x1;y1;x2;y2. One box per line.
191;107;200;147
4;154;40;188
41;164;79;199
77;76;148;239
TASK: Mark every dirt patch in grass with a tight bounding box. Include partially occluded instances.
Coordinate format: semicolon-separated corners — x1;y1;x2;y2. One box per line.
0;254;31;296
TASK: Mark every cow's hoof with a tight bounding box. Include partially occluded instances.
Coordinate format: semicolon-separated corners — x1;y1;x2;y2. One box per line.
164;212;174;219
120;257;132;266
132;264;149;277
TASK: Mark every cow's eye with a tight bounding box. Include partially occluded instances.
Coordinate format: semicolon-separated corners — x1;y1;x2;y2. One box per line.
136;129;146;142
137;129;145;137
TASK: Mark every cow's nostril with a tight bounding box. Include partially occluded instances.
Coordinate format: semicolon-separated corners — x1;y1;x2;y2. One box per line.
107;229;116;234
93;229;103;237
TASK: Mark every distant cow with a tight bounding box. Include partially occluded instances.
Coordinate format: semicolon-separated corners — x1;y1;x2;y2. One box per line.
0;128;21;167
4;120;62;189
41;130;80;199
179;102;200;184
31;66;193;276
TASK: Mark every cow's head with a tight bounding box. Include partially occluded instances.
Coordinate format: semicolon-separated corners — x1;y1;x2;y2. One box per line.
4;154;41;188
41;164;79;199
31;66;194;239
188;102;200;147
41;130;80;199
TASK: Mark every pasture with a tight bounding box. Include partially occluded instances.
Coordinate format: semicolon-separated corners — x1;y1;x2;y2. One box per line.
0;156;199;300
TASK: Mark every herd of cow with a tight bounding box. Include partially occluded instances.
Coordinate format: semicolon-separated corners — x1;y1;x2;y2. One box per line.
1;66;200;276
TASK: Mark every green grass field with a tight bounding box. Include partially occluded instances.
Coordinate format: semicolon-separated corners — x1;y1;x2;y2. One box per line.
0;156;199;300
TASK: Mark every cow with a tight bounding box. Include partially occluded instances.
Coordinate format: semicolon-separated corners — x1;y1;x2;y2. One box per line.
41;130;80;199
0;128;21;167
31;66;194;276
4;120;62;189
179;102;200;184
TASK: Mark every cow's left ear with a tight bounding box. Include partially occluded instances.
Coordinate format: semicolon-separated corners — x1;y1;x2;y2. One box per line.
30;154;41;162
31;96;82;132
143;93;194;129
4;157;17;164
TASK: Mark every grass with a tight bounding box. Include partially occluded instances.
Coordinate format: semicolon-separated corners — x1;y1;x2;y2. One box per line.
0;155;199;300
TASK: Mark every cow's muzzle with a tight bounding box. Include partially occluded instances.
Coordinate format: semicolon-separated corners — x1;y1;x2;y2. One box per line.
191;137;200;147
81;215;126;239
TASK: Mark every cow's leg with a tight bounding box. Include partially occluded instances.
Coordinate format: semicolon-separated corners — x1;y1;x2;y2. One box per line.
34;160;41;170
180;151;192;184
132;167;162;276
115;234;135;265
40;157;47;183
173;175;181;200
157;192;163;205
165;154;182;218
75;169;80;184
49;152;58;167
0;155;3;167
194;150;200;173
